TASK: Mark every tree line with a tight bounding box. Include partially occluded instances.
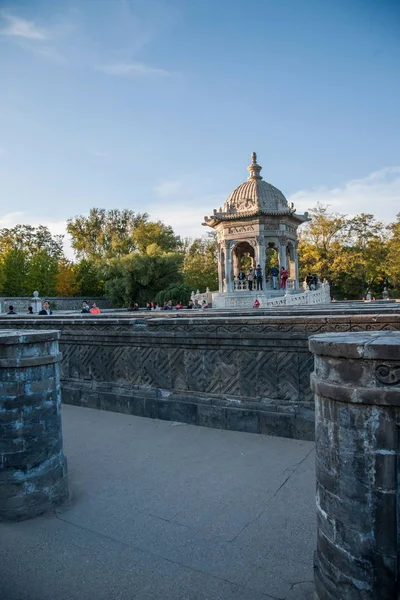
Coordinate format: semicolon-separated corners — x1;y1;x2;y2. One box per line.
0;208;218;306
298;204;400;299
0;205;398;305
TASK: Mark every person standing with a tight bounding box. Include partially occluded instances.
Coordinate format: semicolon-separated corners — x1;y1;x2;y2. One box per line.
89;302;101;314
270;266;279;290
247;267;255;291
39;301;52;315
255;264;263;291
7;305;17;314
280;267;288;289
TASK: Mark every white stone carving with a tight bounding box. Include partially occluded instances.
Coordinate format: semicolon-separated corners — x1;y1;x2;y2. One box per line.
227;225;255;234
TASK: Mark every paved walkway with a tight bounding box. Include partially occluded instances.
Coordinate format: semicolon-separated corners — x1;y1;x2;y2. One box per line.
1;405;316;600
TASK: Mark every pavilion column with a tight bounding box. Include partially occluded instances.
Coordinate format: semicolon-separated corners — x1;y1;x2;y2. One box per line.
225;241;233;292
217;243;223;292
293;242;300;289
278;242;287;269
256;236;265;270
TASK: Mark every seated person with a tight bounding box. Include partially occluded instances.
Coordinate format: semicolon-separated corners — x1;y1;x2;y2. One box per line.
89;302;101;314
81;300;90;313
7;305;17;315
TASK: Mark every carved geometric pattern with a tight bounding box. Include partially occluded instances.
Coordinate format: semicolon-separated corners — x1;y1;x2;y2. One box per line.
0;316;399;410
238;350;258;398
219;350;239;395
256;351;278;399
140;347;170;389
277;351;299;401
204;350;221;394
298;353;315;404
113;347;141;385
183;349;205;393
169;347;187;391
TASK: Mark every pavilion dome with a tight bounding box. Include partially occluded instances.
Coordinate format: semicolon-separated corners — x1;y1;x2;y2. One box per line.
224;153;289;214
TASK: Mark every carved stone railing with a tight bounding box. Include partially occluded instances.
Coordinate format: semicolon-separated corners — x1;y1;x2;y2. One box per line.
233;280;252;291
191;288;213;305
211;282;332;309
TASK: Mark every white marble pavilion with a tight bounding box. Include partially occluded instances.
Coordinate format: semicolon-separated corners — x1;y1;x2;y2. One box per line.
202;152;330;308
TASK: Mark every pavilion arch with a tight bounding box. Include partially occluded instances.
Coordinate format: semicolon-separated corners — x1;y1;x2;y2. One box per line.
232;241;255;277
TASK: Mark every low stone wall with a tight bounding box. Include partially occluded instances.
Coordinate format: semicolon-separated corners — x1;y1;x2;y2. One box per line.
310;331;400;600
0;296;109;313
0;309;398;441
0;330;68;521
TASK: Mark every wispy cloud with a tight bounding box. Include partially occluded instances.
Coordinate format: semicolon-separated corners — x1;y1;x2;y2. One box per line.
0;13;48;41
91;150;109;158
289;167;400;223
96;61;171;77
155;180;183;197
0;12;68;63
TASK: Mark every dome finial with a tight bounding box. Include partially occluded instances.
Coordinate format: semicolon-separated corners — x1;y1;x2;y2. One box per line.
247;152;263;181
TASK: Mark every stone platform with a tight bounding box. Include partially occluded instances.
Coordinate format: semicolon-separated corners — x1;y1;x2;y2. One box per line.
0;404;315;600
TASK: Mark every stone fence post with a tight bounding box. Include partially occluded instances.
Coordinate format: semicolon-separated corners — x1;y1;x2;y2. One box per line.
309;331;400;600
0;330;68;520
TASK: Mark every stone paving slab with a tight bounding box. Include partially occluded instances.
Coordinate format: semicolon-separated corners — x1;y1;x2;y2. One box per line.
0;405;316;600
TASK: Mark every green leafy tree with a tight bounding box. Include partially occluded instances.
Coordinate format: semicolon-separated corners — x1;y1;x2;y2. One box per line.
332;214;388;297
73;259;105;297
183;233;218;292
298;205;389;298
102;246;183;307
0;225;64;296
67;208;148;260
155;283;192;306
133;220;181;254
26;250;60;296
386;213;400;295
298;203;348;285
1;249;29;296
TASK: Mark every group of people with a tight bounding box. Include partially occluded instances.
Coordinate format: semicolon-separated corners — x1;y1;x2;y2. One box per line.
142;299;208;311
6;301;53;315
81;301;101;314
305;274;319;290
237;265;289;290
6;300;101;315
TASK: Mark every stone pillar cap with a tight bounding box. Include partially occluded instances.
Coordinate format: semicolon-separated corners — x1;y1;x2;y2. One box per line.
309;331;400;361
0;330;61;345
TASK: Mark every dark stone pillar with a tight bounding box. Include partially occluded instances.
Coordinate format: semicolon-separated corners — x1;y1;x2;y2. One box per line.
309;331;400;600
0;330;68;521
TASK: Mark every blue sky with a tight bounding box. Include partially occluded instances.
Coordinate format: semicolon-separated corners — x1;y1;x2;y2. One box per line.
0;0;399;254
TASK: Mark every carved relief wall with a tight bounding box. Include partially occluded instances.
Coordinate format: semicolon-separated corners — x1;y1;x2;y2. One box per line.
0;312;398;439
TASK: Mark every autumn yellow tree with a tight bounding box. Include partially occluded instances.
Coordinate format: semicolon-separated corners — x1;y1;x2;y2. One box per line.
55;258;79;296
